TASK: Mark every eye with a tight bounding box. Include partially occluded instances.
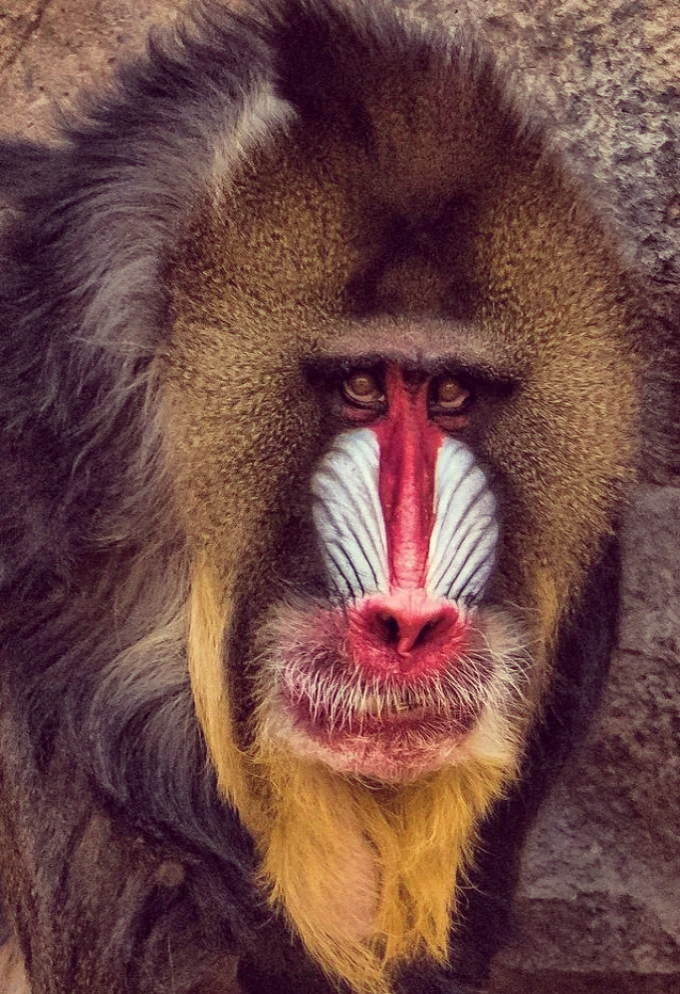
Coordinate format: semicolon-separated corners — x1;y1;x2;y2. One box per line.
341;370;384;407
431;375;472;412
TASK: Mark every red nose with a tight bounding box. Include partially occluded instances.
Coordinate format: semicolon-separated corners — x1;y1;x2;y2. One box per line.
347;590;468;678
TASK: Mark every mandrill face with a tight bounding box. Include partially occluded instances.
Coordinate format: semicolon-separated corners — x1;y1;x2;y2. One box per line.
258;363;528;783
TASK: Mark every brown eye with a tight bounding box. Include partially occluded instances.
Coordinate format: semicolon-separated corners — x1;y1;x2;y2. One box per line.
342;371;384;407
433;376;471;411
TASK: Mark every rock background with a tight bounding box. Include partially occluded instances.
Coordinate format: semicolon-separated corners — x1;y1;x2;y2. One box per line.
1;2;679;994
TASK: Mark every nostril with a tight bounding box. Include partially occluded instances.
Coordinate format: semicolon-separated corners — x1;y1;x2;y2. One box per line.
376;612;400;646
414;619;437;648
371;605;448;656
347;592;469;676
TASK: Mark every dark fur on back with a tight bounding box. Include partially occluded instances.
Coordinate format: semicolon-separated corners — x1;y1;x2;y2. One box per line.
0;2;676;993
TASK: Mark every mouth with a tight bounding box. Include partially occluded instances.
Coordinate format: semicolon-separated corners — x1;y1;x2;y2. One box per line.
280;685;479;781
259;603;502;782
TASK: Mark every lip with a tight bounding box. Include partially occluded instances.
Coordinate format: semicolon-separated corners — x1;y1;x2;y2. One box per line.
286;688;475;736
280;687;477;780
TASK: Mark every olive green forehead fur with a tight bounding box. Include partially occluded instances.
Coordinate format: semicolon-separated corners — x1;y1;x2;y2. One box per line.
165;95;640;611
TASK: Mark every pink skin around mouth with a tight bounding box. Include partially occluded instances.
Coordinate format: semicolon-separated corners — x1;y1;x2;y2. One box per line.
274;602;485;781
282;687;477;781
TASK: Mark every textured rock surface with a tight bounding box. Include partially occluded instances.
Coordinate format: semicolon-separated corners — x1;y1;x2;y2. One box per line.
490;486;680;993
0;0;188;139
401;0;680;285
1;3;679;994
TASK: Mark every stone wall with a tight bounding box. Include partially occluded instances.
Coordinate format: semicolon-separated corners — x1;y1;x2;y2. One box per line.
1;3;679;993
491;487;680;993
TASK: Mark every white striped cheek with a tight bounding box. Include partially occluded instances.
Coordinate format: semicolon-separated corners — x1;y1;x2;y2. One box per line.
311;429;388;600
426;437;499;604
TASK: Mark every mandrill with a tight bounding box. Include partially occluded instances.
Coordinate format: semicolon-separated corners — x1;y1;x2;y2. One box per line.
0;1;675;993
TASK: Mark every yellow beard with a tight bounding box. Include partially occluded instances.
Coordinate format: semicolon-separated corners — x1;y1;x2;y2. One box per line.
254;738;513;994
187;558;519;993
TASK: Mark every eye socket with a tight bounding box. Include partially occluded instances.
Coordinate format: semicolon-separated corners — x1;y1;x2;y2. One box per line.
341;370;384;407
431;375;472;412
